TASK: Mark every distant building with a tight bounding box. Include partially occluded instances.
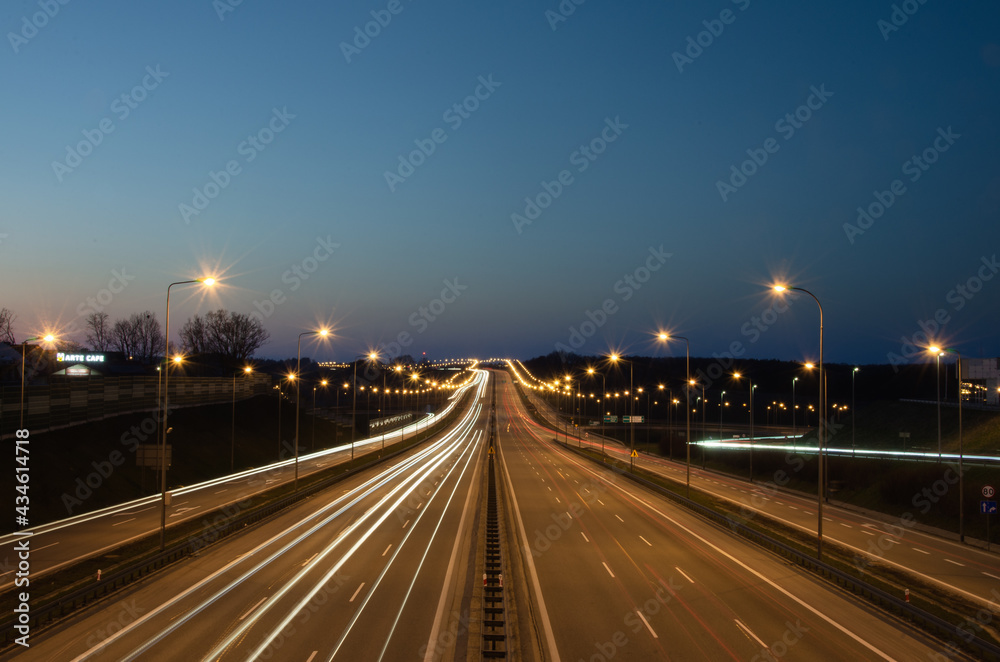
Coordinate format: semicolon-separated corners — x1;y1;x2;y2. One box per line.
961;358;1000;406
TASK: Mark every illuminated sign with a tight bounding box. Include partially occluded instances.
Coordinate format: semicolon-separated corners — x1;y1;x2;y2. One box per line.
57;352;105;363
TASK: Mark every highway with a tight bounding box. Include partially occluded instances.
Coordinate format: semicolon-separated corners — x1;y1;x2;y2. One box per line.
0;378;472;591
495;371;967;661
3;371;490;662
517;370;1000;616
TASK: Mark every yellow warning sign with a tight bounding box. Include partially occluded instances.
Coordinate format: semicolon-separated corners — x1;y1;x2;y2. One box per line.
630;450;638;457
489;446;495;455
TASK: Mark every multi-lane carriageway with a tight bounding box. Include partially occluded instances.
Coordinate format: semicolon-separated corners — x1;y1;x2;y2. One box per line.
5;369;970;661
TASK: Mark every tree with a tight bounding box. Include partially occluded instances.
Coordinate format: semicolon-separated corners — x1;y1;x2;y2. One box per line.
179;315;209;354
111;311;164;364
85;311;112;351
0;307;15;344
181;309;270;364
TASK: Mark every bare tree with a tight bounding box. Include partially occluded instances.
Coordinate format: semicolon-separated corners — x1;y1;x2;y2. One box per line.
181;309;270;363
85;311;112;351
179;315;209;354
111;311;164;363
0;307;15;344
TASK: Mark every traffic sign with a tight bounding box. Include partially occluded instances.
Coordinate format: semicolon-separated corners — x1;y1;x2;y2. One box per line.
981;501;997;514
984;486;995;498
488;446;494;455
630;449;638;458
604;416;618;423
623;416;644;423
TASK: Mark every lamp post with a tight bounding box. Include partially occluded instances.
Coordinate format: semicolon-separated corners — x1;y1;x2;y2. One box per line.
774;284;825;560
733;372;754;482
313;379;327;451
719;390;726;442
609;355;633;468
658;333;693;496
588;366;607;456
930;346;964;542
232;366;252;472
935;351;943;461
295;329;329;491
159;277;214;551
792;377;799;439
852;367;859;457
19;334;56;429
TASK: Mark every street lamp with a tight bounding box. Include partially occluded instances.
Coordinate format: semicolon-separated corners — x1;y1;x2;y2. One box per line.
352;352;379;461
774;284;825;560
232;366;252;472
295;329;330;491
658;333;693;496
313;379;327;451
160;276;214;551
733;372;754;482
852;367;859;457
19;334;56;428
792;377;799;438
608;354;634;468
930;345;965;542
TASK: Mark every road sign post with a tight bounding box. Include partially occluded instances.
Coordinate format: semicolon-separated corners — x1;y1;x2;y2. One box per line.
984;488;996;552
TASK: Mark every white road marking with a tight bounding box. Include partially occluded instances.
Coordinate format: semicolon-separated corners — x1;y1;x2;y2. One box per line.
735;619;767;648
602;562;614;578
403;520;410;529
302;553;317;567
349;582;365;602
112;518;136;527
382;544;392;557
239;597;267;621
636;610;658;639
913;548;930;555
581;532;589;542
639;536;652;547
615;515;624;523
676;567;695;584
944;559;965;567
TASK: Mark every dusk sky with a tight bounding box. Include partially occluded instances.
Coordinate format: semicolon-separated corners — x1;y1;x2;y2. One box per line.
2;1;999;365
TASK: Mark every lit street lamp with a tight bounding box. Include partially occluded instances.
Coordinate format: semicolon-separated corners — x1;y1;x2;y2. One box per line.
852;367;859;457
609;354;634;469
295;329;330;491
19;334;56;428
930;345;965;542
232;366;252;472
159;276;214;551
774;284;825;560
313;379;327;451
658;333;693;496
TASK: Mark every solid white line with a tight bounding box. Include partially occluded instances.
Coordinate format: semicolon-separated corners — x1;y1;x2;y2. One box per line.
349;582;365;602
239;597;267;621
112;518;136;527
382;544;392;557
602;562;614;578
944;559;965;567
675;567;695;584
636;610;658;639
639;535;652;547
735;619;767;648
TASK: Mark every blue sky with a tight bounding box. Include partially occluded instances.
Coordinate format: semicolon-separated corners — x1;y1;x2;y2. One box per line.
2;0;998;365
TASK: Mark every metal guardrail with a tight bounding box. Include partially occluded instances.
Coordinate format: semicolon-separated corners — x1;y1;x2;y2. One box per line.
0;389;472;648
